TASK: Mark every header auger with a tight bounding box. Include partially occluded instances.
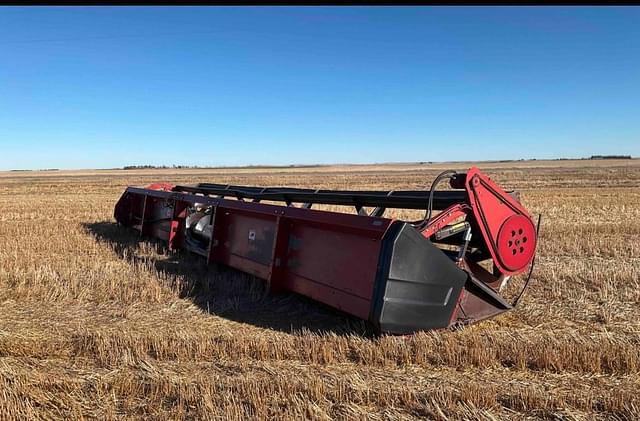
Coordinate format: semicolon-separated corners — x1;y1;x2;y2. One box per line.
114;167;538;334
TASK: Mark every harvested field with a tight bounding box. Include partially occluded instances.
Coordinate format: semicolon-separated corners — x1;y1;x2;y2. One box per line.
0;159;639;419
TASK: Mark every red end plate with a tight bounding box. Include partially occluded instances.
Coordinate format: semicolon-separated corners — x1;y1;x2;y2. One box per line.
496;214;537;272
464;167;537;276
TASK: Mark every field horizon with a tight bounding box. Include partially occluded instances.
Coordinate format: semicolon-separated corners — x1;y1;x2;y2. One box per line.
2;157;638;177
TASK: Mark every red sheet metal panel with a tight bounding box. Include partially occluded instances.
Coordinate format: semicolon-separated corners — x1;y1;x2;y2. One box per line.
285;222;381;299
281;221;384;319
204;205;390;319
216;210;278;280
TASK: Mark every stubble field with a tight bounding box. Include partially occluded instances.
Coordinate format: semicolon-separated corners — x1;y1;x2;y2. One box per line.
0;159;639;420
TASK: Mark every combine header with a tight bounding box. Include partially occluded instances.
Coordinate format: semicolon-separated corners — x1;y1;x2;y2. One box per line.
114;168;538;334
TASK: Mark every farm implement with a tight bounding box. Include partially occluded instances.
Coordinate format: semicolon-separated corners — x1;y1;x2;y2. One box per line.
114;168;538;334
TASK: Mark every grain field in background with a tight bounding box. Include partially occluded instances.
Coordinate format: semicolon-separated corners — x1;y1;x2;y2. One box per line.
0;159;638;420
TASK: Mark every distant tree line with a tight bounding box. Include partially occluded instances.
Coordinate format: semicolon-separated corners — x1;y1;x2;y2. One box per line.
122;164;329;170
10;168;58;172
588;155;632;160
122;165;200;170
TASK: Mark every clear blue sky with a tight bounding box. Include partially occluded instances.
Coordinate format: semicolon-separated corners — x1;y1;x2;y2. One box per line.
1;7;638;170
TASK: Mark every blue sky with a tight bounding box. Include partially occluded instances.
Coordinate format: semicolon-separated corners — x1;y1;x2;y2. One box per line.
0;7;638;170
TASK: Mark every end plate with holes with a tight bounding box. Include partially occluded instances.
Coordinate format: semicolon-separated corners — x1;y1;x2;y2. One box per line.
496;214;537;272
